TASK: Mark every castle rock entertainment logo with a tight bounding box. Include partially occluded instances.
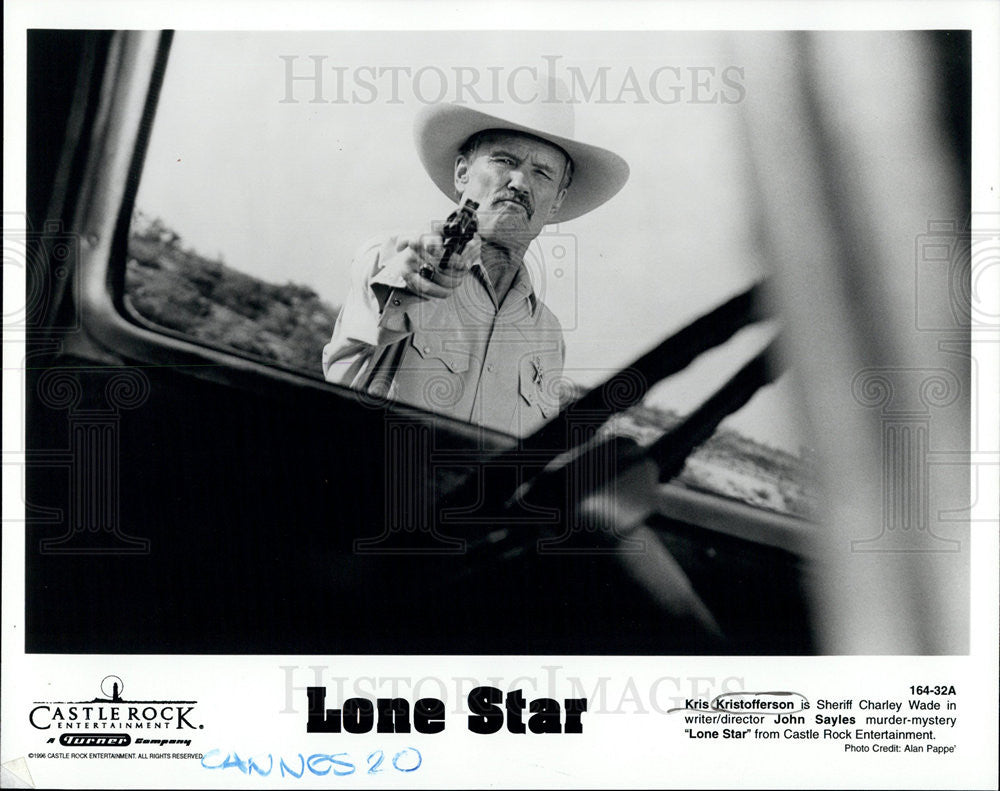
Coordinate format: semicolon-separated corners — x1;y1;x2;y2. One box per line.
29;675;202;732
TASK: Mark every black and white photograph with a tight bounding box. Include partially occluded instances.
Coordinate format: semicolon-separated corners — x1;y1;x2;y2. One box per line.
3;2;998;788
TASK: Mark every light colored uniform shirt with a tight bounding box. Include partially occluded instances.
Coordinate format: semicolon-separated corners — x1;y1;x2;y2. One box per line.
322;235;565;436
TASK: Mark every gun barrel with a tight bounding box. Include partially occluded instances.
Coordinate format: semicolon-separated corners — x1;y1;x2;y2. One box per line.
438;198;479;270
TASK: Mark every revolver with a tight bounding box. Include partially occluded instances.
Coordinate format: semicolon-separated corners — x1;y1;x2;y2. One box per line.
419;198;479;280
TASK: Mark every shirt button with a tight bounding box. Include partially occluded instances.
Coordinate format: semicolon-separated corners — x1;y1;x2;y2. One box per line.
423;346;431;354
392;298;401;306
487;363;495;372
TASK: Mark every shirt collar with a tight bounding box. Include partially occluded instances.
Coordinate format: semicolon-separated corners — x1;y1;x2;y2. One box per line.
473;258;538;315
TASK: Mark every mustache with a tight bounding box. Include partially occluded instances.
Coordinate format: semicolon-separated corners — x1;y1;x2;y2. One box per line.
491;191;533;219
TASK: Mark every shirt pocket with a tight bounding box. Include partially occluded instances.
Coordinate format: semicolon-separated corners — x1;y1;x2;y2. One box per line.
410;330;471;373
518;352;561;419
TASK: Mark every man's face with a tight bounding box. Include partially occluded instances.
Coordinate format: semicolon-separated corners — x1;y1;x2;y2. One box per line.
454;131;569;250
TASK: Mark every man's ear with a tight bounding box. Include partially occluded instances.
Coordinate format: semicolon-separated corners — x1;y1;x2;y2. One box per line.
547;186;568;219
454;156;470;196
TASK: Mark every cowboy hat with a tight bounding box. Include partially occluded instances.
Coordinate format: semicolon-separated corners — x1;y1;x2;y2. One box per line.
413;76;630;223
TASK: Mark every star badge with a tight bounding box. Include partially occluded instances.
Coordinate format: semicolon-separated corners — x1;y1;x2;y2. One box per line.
530;355;545;388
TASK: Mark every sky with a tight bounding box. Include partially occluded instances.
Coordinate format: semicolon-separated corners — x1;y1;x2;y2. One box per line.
135;31;809;451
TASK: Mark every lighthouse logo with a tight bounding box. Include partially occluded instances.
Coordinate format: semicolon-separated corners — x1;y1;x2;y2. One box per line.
29;675;201;731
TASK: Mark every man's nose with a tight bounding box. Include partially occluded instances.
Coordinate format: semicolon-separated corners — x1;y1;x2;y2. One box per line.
506;168;529;194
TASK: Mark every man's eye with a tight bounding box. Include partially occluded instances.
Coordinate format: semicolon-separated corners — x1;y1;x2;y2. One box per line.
493;156;515;165
535;169;552;180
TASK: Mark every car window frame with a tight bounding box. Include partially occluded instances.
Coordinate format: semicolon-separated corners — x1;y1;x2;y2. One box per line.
75;29;515;449
73;30;817;544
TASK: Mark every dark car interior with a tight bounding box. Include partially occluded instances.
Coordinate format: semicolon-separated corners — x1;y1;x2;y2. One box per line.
24;29;970;657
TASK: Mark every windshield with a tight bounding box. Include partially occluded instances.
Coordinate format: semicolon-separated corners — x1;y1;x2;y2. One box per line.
127;31;814;515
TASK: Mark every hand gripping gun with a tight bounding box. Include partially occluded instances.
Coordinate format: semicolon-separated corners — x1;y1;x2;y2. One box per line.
418;198;480;280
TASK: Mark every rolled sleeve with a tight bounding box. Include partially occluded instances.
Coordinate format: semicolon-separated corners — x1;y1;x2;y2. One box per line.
321;235;427;382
